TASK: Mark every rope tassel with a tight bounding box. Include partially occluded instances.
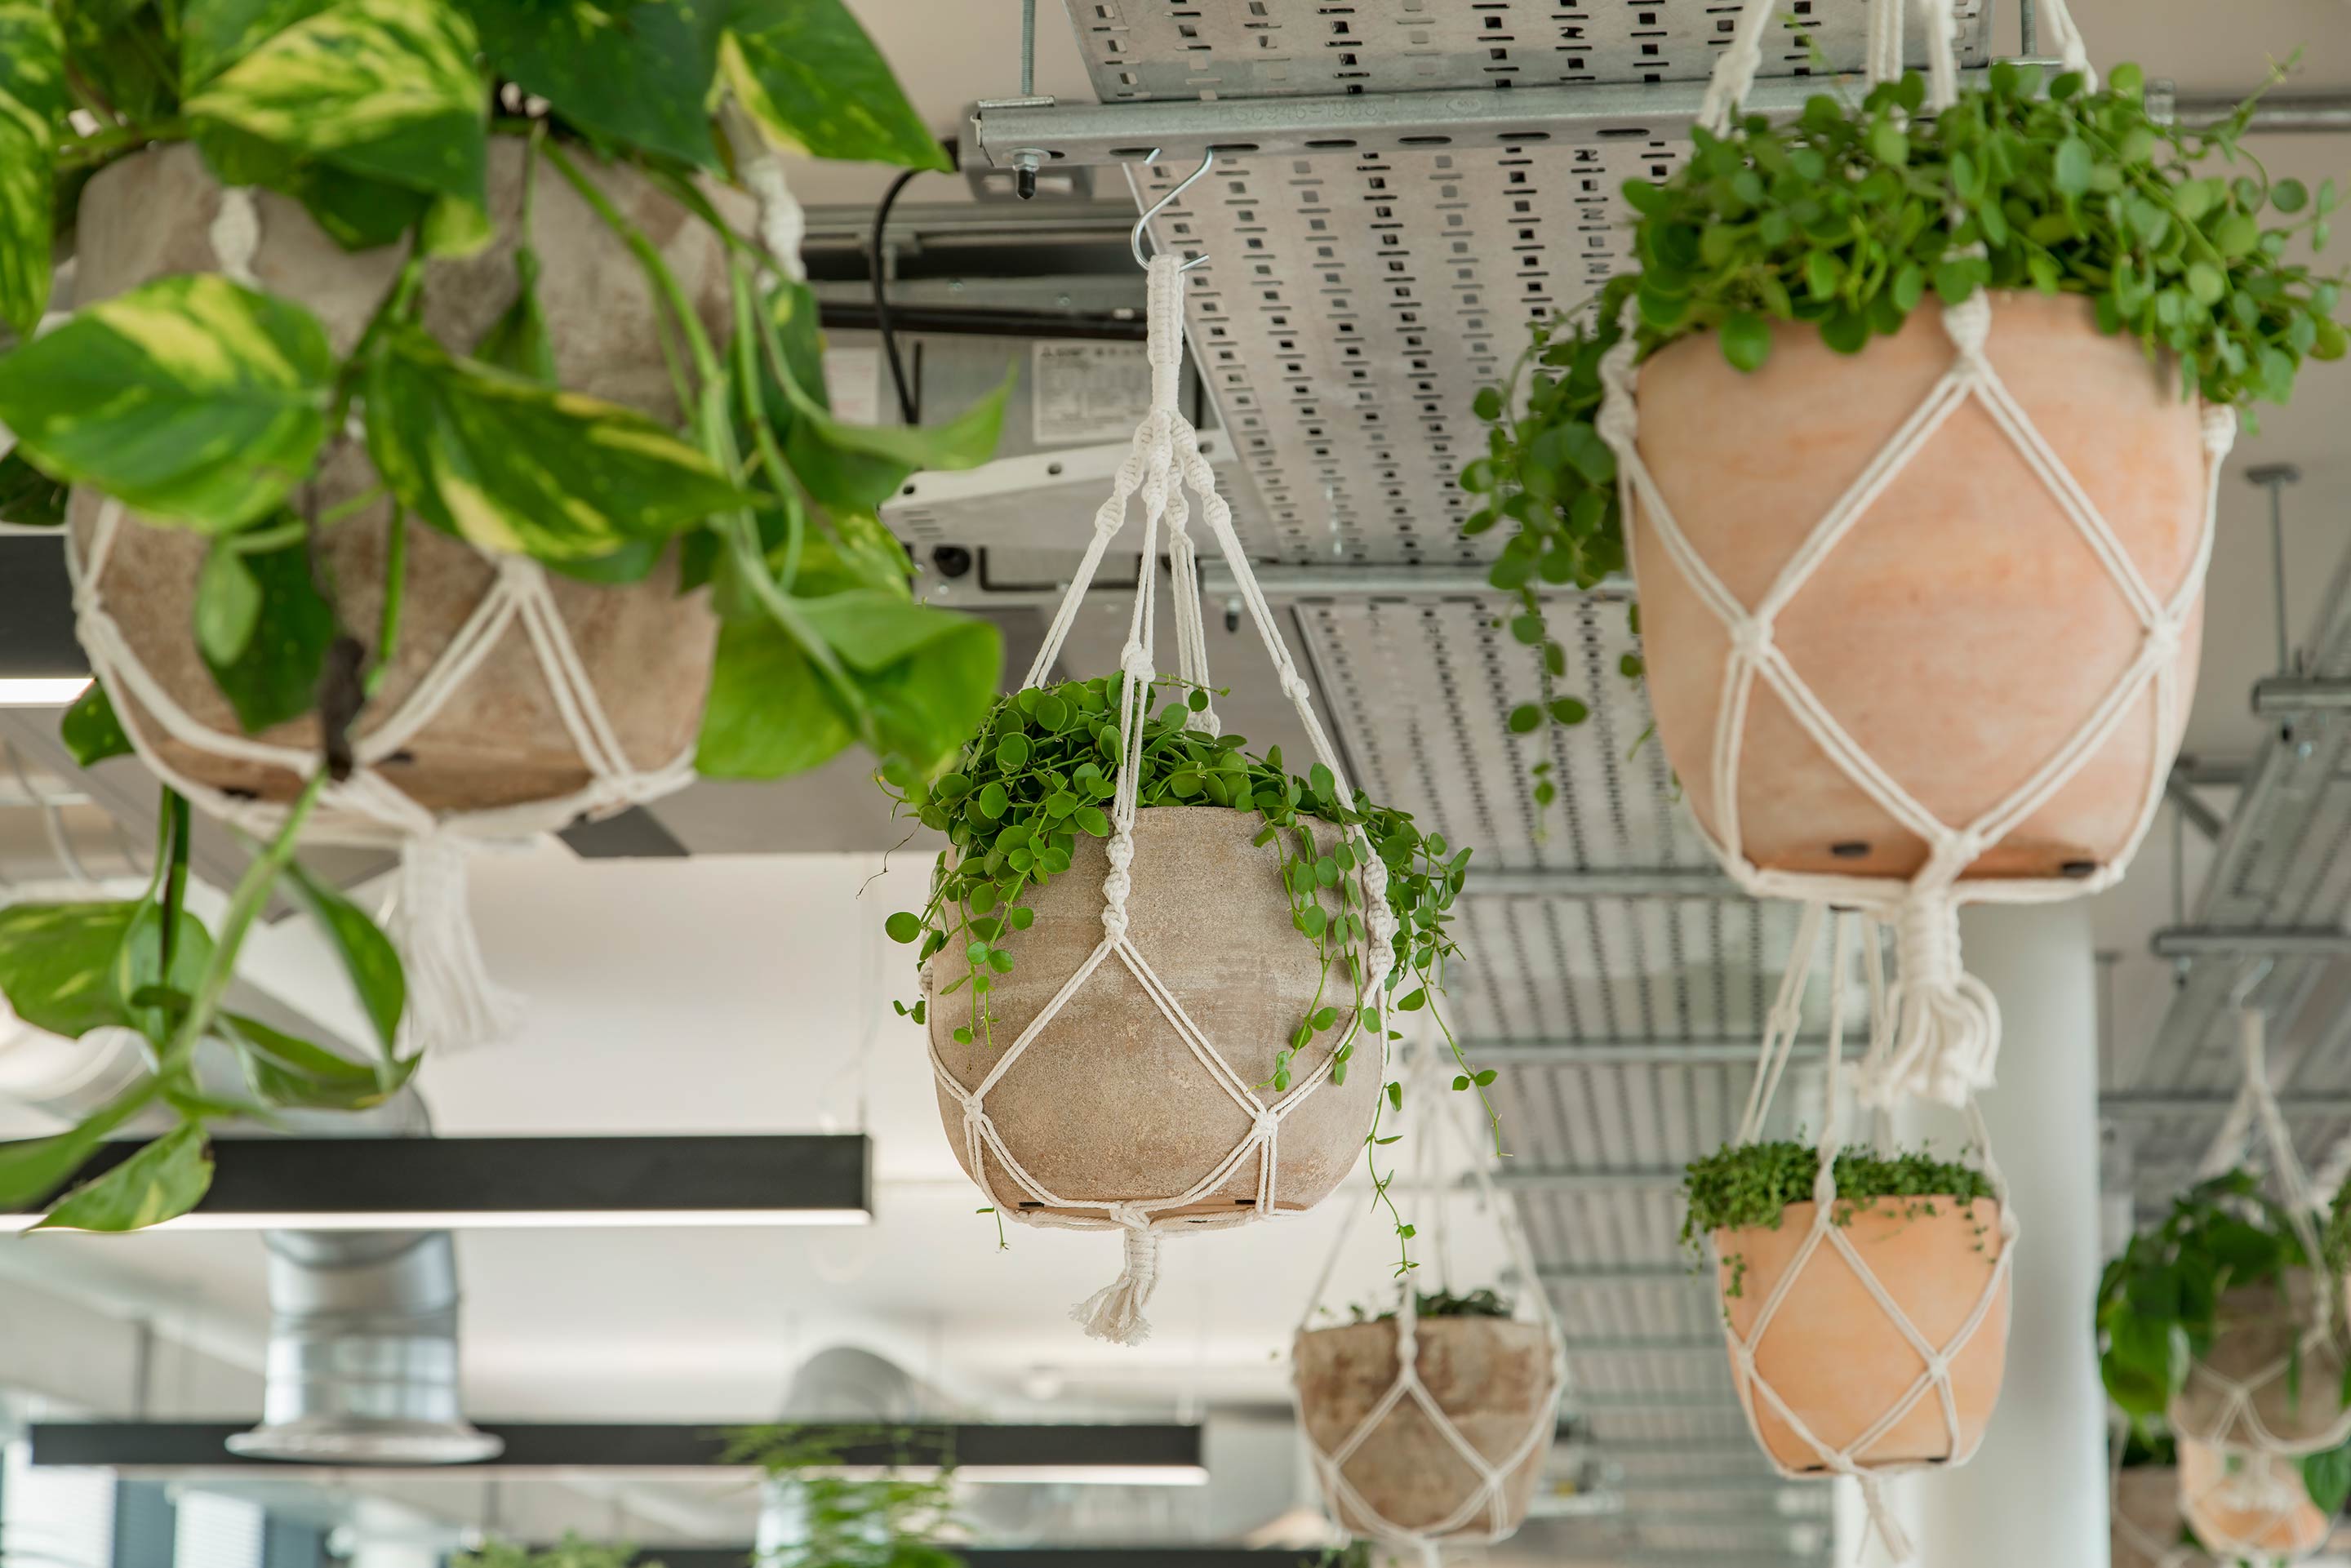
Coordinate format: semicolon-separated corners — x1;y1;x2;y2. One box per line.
1863;893;2001;1108
385;833;526;1056
1070;1221;1162;1346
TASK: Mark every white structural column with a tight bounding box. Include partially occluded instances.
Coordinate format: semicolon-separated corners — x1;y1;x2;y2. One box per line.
1889;902;2108;1566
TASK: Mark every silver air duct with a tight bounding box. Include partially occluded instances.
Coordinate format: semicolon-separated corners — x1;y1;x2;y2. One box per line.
227;1230;501;1464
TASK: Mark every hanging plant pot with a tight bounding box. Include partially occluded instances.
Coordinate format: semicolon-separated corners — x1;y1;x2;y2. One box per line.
2179;1440;2330;1560
1629;294;2210;884
1291;1315;1554;1540
67;141;726;820
1713;1194;2011;1472
2170;1271;2351;1455
926;806;1380;1221
2112;1464;2211;1568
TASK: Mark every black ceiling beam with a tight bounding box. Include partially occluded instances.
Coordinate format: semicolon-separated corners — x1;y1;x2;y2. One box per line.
0;537;81;677
29;1423;1202;1473
6;1135;870;1229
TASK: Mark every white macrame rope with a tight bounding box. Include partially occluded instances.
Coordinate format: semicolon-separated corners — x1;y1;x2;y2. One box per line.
931;250;1395;1346
1713;909;2018;1566
1293;1042;1567;1555
2106;1416;2213;1568
2171;1006;2351;1458
2177;1440;2322;1561
1599;213;2233;1106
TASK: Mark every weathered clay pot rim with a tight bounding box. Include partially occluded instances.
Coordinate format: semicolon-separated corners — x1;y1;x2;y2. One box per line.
1713;1194;2005;1237
1642;289;2132;371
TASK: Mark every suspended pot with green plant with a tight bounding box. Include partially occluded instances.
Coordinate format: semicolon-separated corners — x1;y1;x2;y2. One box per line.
1469;0;2344;1113
725;1423;962;1568
2100;1169;2351;1459
0;0;1008;1229
878;242;1492;1345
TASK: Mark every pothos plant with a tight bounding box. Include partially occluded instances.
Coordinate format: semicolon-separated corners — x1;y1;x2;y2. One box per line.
723;1424;962;1568
2100;1169;2351;1514
1465;59;2345;784
879;674;1496;1273
1680;1139;1995;1301
0;0;1007;1228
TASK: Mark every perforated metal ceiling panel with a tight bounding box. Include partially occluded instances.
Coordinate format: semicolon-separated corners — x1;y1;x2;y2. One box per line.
1073;0;1988;101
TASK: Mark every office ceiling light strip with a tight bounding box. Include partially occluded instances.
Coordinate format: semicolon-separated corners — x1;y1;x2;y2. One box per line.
27;1423;1203;1481
4;1136;871;1232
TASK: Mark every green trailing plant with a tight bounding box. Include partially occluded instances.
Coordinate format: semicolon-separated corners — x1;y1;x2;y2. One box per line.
1681;1139;1995;1300
1466;59;2345;782
879;673;1495;1274
2098;1169;2351;1428
0;0;1008;1229
456;1538;649;1568
1347;1286;1513;1323
722;1424;962;1568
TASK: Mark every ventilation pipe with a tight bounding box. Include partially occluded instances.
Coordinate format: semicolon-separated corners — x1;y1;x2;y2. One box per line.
227;1230;500;1463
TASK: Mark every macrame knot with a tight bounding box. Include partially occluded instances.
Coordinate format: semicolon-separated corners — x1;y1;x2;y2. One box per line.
2201;402;2241;457
1070;1206;1162;1347
1278;669;1313;706
738;144;808;285
1594;331;1643;454
1101;833;1136;939
1865;890;2002;1108
1940;288;1993;359
1727;617;1773;662
384;832;527;1057
2143;616;2181;664
1120;642;1156;685
1251;1108;1279;1140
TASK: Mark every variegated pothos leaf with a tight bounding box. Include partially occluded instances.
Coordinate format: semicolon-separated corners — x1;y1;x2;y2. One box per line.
363;323;750;559
0;274;334;530
184;0;488;207
721;0;947;171
0;0;67;334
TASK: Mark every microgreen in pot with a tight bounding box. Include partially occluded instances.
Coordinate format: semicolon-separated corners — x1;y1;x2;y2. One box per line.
1682;1139;1997;1299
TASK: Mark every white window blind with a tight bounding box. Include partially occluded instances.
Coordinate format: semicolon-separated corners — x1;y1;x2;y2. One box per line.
0;1438;115;1568
171;1493;261;1568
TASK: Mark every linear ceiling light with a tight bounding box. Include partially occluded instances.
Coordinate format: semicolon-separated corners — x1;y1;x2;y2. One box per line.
28;1423;1207;1486
3;1135;872;1232
0;676;92;705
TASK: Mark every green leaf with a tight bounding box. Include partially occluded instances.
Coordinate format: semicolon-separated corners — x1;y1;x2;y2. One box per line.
195;539;264;665
364;324;749;558
884;911;921;944
1719;309;1771;373
0;1126;111;1210
0;901;142;1036
2052;137;2092;198
720;0;947;171
184;0;487;207
282;860;407;1058
0;275;334;531
465;0;722;168
473;249;558;387
180;0;331;84
2274;178;2311;215
0;0;66;335
199;527;335;733
695;613;856;780
224;1011;416;1110
2305;1440;2351;1515
0;448;68;526
38;1123;212;1232
60;682;134;766
110;901;216;1044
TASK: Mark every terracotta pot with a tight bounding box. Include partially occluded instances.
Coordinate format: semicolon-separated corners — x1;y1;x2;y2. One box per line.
2179;1439;2330;1559
927;806;1380;1221
67;141;727;815
1714;1197;2009;1471
2113;1465;2211;1568
2171;1270;2351;1454
1631;294;2209;880
1293;1317;1553;1539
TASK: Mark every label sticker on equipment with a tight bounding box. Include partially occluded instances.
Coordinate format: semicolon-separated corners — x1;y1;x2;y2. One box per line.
822;347;882;426
1032;341;1153;445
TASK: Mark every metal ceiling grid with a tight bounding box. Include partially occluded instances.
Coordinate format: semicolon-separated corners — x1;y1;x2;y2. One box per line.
1070;0;1989;102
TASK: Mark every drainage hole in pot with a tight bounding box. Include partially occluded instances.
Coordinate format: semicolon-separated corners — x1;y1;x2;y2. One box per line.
384;749;418;766
1829;841;1870;859
2060;859;2096;878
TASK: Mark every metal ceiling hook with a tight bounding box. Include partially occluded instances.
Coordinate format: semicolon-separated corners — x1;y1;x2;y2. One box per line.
1130;148;1216;272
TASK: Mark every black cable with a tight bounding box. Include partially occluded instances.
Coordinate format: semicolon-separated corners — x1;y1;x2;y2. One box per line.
870;166;924;425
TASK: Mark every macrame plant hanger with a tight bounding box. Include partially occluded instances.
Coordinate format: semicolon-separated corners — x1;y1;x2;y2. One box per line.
64;149;812;1059
1718;904;2019;1564
2104;1411;2212;1568
1605;0;2233;1111
2175;997;2351;1460
924;153;1400;1347
1292;1037;1567;1563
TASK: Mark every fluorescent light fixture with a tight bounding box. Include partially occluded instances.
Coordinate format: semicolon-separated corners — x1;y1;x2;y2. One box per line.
5;1135;873;1231
29;1423;1208;1483
0;677;91;705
